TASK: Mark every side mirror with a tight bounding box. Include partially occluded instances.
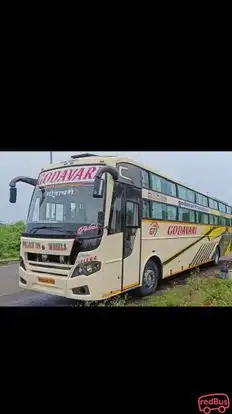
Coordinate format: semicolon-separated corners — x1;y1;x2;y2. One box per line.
97;211;104;226
9;187;17;203
93;178;104;198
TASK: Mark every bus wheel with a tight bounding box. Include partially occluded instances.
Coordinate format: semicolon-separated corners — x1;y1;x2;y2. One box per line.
138;260;160;297
213;247;220;265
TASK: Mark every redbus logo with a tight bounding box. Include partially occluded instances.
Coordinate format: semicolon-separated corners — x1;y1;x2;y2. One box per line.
198;394;230;414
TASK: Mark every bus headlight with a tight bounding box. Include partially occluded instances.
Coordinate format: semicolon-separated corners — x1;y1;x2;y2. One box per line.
71;261;101;278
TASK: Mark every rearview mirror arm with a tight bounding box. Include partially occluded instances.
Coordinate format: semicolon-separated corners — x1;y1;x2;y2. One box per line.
9;176;38;188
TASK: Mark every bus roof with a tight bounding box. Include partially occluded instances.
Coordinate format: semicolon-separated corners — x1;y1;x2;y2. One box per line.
41;154;232;208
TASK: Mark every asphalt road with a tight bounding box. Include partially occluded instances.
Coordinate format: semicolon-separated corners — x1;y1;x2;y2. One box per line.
0;264;74;306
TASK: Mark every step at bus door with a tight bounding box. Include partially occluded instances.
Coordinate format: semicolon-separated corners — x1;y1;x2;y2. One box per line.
122;185;141;292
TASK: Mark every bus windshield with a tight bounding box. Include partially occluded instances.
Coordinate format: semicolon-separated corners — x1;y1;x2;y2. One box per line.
26;183;105;237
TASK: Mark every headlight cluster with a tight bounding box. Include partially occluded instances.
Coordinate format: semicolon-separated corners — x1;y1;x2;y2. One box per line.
71;261;101;278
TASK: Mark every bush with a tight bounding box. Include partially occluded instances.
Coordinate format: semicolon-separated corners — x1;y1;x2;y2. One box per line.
0;221;25;259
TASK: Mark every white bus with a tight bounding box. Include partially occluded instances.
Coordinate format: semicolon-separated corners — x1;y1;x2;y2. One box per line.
9;153;232;301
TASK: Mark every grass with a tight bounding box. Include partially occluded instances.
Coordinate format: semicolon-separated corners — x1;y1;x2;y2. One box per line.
129;272;232;307
79;268;232;307
0;221;25;260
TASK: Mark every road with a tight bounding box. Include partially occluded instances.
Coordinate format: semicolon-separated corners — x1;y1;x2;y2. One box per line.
0;264;74;306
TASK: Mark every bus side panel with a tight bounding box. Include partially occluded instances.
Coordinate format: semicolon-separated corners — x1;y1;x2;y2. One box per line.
140;220;231;279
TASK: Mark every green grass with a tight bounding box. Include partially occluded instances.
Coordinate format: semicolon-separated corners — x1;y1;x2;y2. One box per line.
72;270;232;307
135;274;232;307
0;221;25;260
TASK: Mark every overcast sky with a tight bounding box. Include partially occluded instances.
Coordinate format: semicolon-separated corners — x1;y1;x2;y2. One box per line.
1;151;231;223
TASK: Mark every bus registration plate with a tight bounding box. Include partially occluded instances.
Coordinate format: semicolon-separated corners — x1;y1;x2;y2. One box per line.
38;277;55;285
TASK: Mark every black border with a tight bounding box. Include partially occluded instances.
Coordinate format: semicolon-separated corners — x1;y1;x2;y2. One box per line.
2;306;232;413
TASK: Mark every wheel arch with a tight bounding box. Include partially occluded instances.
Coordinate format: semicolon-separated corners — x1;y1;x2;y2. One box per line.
141;254;163;283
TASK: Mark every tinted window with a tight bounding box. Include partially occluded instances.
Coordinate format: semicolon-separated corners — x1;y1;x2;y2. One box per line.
164;181;177;197
178;185;195;203
150;173;176;197
196;212;209;224
219;216;226;226
226;206;231;214
142;200;150;218
166;205;177;221
126;201;139;227
178;208;195;223
209;199;218;210
209;215;214;225
150;174;162;193
214;216;219;225
151;201;163;220
142;170;149;188
196;193;208;207
226;218;231;226
219;203;226;213
109;183;123;234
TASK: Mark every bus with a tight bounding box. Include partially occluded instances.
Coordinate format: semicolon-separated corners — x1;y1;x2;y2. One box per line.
9;153;232;302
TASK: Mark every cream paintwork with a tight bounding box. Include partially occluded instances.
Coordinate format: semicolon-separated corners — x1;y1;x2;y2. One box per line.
20;237;74;256
122;229;141;290
140;220;231;279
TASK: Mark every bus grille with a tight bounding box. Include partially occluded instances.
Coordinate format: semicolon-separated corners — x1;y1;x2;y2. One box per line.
26;253;73;277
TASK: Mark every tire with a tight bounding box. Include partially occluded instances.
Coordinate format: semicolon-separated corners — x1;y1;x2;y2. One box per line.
212;247;220;266
138;260;161;297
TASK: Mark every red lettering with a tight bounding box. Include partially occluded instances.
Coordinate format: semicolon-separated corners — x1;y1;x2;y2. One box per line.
59;170;68;182
37;174;43;186
44;172;53;184
168;226;173;235
71;168;85;181
83;167;97;180
173;226;177;235
50;170;61;183
67;168;78;181
182;227;186;235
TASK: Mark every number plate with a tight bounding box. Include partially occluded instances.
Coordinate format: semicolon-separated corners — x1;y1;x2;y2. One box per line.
38;277;55;285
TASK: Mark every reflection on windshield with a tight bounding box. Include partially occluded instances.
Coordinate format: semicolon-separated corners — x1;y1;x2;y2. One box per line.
26;184;104;236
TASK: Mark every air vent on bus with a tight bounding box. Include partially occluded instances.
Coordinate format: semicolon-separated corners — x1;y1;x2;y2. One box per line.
71;153;97;159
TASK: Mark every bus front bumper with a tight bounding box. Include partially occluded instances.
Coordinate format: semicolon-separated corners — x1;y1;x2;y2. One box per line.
19;266;102;301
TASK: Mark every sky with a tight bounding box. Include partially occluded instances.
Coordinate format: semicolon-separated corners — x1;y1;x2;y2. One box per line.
1;151;231;223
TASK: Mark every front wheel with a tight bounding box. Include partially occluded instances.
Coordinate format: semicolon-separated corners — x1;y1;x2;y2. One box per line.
137;260;161;297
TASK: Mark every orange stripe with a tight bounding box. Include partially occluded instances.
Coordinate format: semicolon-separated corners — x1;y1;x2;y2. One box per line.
163;259;214;279
102;283;140;299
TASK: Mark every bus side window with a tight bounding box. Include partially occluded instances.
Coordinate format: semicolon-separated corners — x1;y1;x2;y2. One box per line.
209;215;214;225
142;200;150;218
108;183;123;234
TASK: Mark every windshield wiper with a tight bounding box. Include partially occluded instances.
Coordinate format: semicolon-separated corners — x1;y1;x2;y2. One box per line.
30;226;75;235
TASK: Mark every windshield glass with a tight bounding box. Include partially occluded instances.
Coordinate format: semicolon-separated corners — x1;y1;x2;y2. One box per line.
26;181;105;238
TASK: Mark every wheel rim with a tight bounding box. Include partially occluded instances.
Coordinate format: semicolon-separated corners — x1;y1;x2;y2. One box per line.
143;267;157;290
214;249;219;265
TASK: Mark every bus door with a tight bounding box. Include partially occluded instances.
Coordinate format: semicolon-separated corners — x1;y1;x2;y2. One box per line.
122;185;141;291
